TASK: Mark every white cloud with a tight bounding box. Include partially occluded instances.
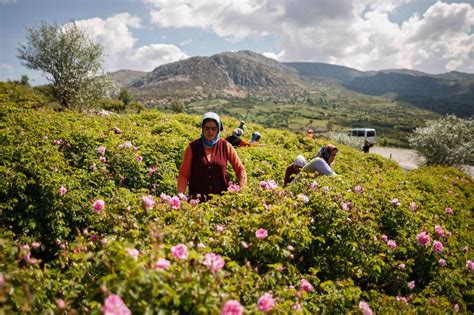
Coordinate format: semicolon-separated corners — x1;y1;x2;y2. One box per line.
72;13;189;72
0;0;16;4
179;39;192;46
143;0;473;73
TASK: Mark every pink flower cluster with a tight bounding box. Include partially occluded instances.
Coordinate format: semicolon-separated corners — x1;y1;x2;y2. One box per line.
407;280;415;290
359;301;373;315
416;231;431;246
466;260;474;273
445;207;453;214
93;199;105;214
58;186;67;196
341;202;351;211
259;180;278;190
171;244;188;260
160;193;181;209
97;145;106;155
155;258;170;270
258;292;275;312
297;194;309;203
354;185;363;193
434;225;445;237
255;228;268;240
228;184;240;192
381;234;397;250
141;195;155;210
300;279;314;292
203;252;225;272
221;300;243;315
102;294;131;315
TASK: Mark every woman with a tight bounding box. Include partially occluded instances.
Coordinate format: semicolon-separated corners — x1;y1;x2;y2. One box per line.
178;112;247;200
300;144;338;176
225;128;254;147
284;154;306;186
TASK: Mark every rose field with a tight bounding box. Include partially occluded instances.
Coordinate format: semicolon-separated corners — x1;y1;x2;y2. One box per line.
0;100;473;313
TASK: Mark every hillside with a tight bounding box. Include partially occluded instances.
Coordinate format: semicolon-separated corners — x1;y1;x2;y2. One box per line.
124;50;306;102
109;51;474;118
1;102;473;313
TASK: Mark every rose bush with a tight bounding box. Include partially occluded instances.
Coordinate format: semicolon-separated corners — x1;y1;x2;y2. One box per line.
0;103;473;313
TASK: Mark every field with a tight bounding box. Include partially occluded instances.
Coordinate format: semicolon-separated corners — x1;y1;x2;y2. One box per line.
1;95;473;313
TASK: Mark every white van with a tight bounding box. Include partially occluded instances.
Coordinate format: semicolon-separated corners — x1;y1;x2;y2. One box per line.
347;128;377;146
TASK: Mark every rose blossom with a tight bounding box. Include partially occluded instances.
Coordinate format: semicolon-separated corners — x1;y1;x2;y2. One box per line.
57;299;66;310
292;302;302;312
466;260;474;273
136;155;143;163
255;228;268;240
342;202;350;211
387;240;397;250
390;198;401;206
221;300;243;315
309;182;317;190
203;252;225;272
258;292;275;312
228;184;240;192
381;234;388;242
126;248;139;260
155;258;170;270
141;195;155;210
160;193;171;204
99;156;106;164
407;280;415;290
97;146;106;155
359;301;373;315
297;194;309;203
102;294;131;315
432;240;444;254
354;185;363;193
93;199;105;213
398;263;405;270
409;202;418;211
300;279;314;292
58;186;67;196
171;244;188;260
170;196;181;209
434;225;445;237
445;207;453;214
416;231;431;246
438;259;446;267
216;225;224;232
463;246;469;253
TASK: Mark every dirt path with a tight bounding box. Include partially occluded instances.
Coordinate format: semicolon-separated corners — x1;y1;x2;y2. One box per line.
369;147;473;178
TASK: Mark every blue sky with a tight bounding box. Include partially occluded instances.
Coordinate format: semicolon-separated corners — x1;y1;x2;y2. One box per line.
1;0;473;85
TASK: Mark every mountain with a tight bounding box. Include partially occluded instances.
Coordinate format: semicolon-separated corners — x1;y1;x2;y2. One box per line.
284;63;474;117
123;51;306;102
109;50;473;117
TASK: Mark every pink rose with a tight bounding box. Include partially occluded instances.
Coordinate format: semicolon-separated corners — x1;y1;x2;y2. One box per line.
454;304;460;312
99;156;106;164
381;234;388;242
228;184;240;192
354;185;363;193
341;202;350;211
300;279;314;292
58;186;67;196
255;228;268;240
203;252;225;272
297;194;309;203
292;302;302;312
141;195;155;210
409;202;418;211
358;301;373;315
102;294;131;315
97;146;106;155
323;186;329;193
190;198;200;207
93;199;105;213
387;240;397;250
170;196;181;209
258;292;275;312
416;231;431;246
396;296;407;303
434;225;445;237
160;193;171;204
398;263;405;270
155;258;170;270
466;260;474;273
136;155;143;163
407;280;415;290
309;182;317;190
432;240;444;254
445;207;453;214
390;198;401;206
126;248;139;260
148;165;157;176
221;300;243;315
216;225;224;232
438;259;446;267
57;299;66;310
463;246;469;253
171;244;188;260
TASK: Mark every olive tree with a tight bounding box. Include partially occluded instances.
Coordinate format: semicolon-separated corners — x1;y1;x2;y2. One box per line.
408;115;473;166
17;21;111;110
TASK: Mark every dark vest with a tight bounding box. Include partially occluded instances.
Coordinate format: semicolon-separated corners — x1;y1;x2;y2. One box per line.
225;135;241;148
189;138;229;200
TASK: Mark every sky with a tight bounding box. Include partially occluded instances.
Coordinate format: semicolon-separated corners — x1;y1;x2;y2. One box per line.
1;0;473;85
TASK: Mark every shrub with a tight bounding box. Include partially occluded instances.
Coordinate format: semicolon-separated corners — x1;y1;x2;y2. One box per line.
409;115;474;166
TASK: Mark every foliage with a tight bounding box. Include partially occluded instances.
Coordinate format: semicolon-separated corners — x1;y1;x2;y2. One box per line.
325;131;364;149
409;115;474;166
118;88;132;106
17;21;111;110
0;104;473;313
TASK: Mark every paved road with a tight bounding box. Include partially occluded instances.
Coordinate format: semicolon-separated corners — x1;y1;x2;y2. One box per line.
369;146;473;179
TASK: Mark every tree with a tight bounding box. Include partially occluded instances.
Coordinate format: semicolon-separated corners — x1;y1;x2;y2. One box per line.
17;21;111;110
20;75;30;86
171;99;185;113
408;115;473;166
118;88;132;106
